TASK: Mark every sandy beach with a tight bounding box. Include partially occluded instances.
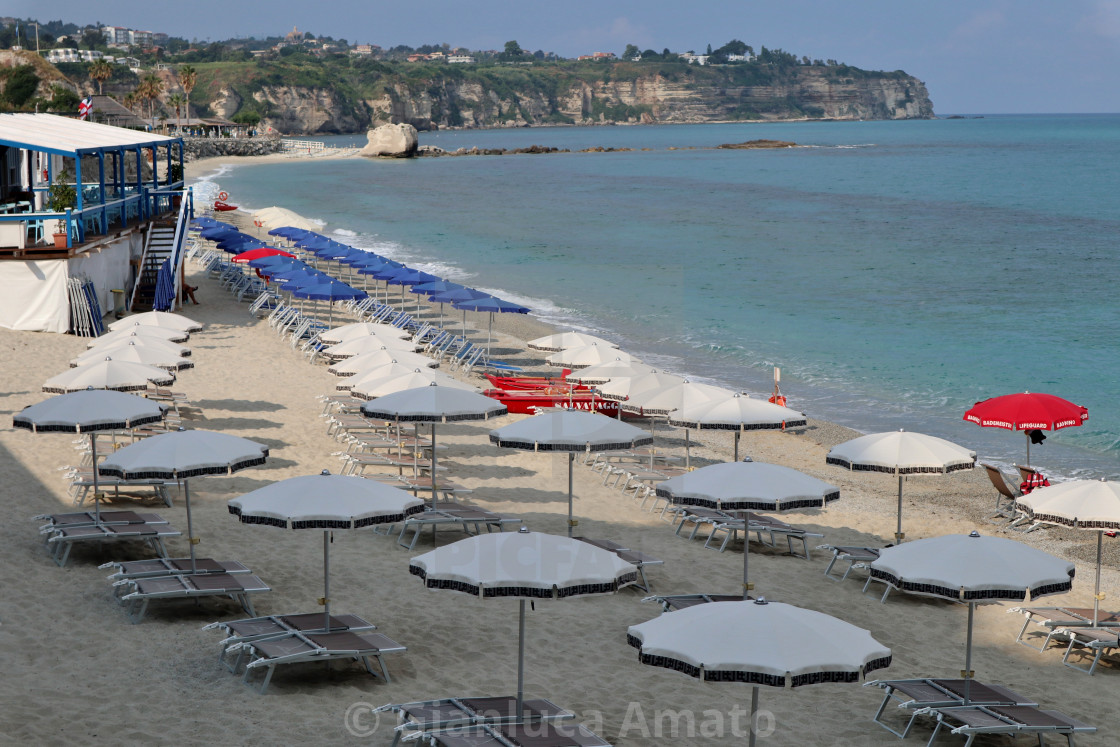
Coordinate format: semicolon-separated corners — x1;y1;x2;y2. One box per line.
1;179;1117;745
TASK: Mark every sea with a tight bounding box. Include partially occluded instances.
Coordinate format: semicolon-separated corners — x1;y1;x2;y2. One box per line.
193;114;1120;481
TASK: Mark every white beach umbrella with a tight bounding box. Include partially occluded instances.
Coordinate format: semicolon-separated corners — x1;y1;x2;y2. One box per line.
489;411;653;536
43;358;175;393
230;472;424;630
826;430;976;543
321;334;419;361
622;379;733;416
546;344;637;369
597;371;685;403
669;392;808;463
108;311;202;332
13;390;168;524
99;429;269;573
349;368;476;400
318;322;413;345
1015;479;1120;625
656;461;840;595
328;349;437;378
84;334;192;358
869;531;1074;703
89;326;191;346
361;385;508;509
628;598;891;747
412;529;636;716
71;341;194;372
566;359;656;386
527;331;619;352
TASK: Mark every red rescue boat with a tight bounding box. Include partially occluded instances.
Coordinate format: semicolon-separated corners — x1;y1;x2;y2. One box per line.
483;388;631;416
484;372;589;392
213;201;238;211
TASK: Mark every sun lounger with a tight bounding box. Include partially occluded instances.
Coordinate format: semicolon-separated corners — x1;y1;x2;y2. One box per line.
102;557;251;583
235;630;405;693
117;572;270;623
36;509;166;535
866;678;1037;739
1058;627;1120;675
397;503;523;550
64;474;177;507
203;612;377;671
981;463;1021;522
819;544;882;582
417;722;610;747
574;537;663;592
674;508;822;559
1010;606;1120;652
378;696;576;747
45;521;181;567
916;704;1095;746
642;593;744;612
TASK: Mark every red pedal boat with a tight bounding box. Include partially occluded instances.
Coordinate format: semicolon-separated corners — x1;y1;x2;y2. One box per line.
484;388;627;416
213;201;238;211
484;372;589;392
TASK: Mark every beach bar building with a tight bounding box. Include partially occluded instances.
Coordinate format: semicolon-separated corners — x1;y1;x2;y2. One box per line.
0;113;190;332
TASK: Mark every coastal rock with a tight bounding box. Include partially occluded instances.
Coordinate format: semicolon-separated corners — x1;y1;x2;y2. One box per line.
359;123;419;158
181;138;284;163
255;86;365;134
717;140;797;149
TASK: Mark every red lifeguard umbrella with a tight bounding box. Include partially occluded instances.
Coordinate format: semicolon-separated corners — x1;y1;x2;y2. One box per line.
963;391;1088;466
232;247;296;263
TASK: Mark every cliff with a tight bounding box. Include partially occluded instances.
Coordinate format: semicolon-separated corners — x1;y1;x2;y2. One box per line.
187;59;933;135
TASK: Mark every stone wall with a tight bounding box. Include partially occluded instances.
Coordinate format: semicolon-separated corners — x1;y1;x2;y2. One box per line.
182;138;284;162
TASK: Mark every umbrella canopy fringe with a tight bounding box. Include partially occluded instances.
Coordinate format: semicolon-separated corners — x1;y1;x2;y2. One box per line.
363;411;506;423
668;419;808;430
670;496;835;512
489;437;653;452
1015;507;1120;531
98;454;269;480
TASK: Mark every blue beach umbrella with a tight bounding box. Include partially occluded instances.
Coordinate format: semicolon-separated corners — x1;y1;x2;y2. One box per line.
429;288;493;341
412;280;466;325
452;296;530;359
291;280;367;324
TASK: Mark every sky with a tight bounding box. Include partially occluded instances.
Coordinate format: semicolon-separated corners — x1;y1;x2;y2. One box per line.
13;0;1120;113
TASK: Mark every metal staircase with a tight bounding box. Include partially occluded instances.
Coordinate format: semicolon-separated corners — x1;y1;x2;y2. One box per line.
128;195;190;312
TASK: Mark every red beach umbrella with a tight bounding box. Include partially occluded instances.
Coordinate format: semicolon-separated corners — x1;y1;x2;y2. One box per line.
232;247;296;263
963;391;1088;466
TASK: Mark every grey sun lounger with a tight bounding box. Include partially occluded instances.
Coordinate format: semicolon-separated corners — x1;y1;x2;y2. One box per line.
235;630;405;693
1058;627;1120;675
36;510;167;535
45;521;181;567
818;545;882;582
397;503;523;550
417;722;611;747
1010;606;1120;652
574;537;663;592
102;557;251;584
203;612;377;671
378;696;575;747
117;572;270;623
915;704;1095;746
865;678;1037;739
642;593;744;612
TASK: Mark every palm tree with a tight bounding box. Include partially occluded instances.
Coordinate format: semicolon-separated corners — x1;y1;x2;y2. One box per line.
177;65;197;125
167;93;185;133
89;59;113;95
138;73;164;128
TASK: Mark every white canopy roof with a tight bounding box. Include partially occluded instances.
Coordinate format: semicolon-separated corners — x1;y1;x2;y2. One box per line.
0;113;178;156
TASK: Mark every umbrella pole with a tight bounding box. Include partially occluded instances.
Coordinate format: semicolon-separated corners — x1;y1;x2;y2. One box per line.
685;429;690;470
734;431;740;462
323;530;332;632
963;602;975;704
431;423;439;548
896;475;904;544
487;312;493;361
568;453;574;538
185;479;197;572
1026;432;1030;468
743;529;751;599
748;685;759;747
1094;530;1103;625
517;599;526;719
90;433;100;524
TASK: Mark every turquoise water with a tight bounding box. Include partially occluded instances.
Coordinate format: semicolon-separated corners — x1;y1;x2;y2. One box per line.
197;115;1120;479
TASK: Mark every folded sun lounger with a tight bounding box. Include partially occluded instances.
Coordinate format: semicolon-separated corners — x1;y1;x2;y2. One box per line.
915;704;1095;746
574;537;663;592
1010;606;1120;652
378;696;576;747
117;572;270;623
235;630;406;693
203;612;376;671
1058;627;1120;675
45;521;181;567
818;545;881;582
865;678;1037;739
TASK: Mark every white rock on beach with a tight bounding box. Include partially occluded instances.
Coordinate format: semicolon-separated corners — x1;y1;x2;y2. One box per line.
359;123;419;158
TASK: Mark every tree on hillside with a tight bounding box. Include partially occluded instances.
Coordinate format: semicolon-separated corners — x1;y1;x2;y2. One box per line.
177;64;196;119
80;28;103;50
167;92;185;131
137;73;163;126
622;44;640;61
500;40;523;61
89;58;113;94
